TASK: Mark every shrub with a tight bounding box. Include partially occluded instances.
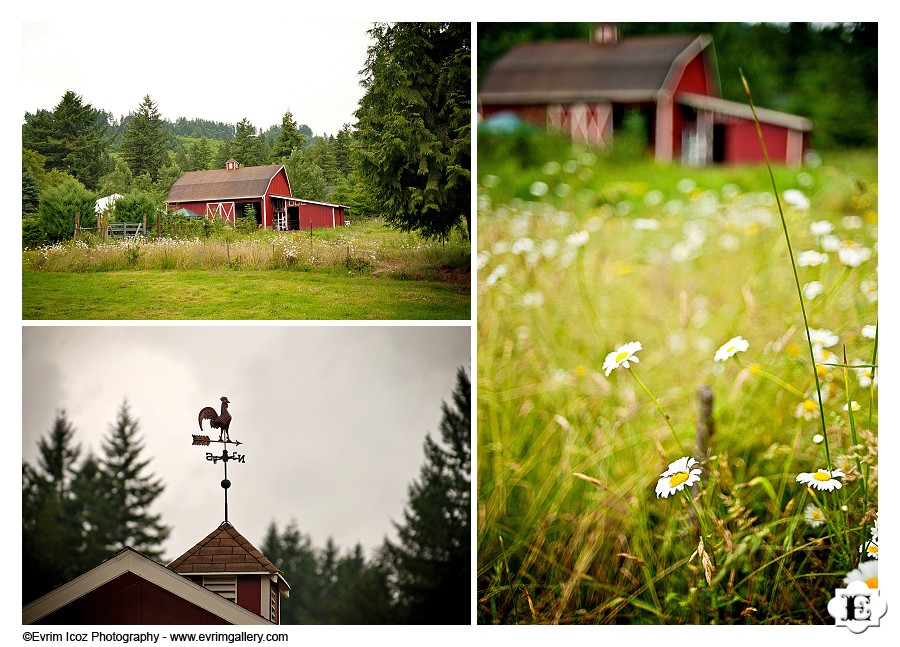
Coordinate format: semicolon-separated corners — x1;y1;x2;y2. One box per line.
38;178;97;243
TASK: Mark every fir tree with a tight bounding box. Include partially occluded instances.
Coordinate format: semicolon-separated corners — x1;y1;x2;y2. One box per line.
120;95;169;182
233;118;268;167
272;111;306;160
22;90;111;189
354;23;471;240
96;400;170;559
22;412;85;602
385;367;471;623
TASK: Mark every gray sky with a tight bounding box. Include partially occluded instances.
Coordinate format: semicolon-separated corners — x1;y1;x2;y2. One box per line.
22;325;471;563
21;20;374;136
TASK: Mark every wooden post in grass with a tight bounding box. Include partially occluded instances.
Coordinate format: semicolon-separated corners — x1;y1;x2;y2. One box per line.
690;385;715;528
694;385;715;463
74;210;81;238
143;213;147;239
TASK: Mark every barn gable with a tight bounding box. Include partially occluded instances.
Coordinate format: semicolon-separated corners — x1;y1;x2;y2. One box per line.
23;547;274;625
479;25;812;166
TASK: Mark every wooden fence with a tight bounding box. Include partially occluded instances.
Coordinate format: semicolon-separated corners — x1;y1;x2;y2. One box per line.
74;211;149;242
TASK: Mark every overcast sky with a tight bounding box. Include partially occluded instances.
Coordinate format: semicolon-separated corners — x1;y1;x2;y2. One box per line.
21;325;471;563
21;20;374;136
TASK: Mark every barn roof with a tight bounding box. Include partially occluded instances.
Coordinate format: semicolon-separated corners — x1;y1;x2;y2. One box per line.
479;34;712;104
167;521;290;590
678;92;813;131
166;164;285;203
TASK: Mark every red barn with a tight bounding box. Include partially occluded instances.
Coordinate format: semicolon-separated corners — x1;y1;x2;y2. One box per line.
478;25;812;166
166;158;347;230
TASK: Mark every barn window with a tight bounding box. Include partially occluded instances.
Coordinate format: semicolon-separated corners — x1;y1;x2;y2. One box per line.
202;575;237;602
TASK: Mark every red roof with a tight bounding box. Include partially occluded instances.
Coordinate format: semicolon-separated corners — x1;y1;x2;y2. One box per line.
479;34;711;104
166;164;285;203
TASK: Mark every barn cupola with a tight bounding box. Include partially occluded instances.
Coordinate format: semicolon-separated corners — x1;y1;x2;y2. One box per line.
592;23;619;46
225;158;239;171
167;521;291;624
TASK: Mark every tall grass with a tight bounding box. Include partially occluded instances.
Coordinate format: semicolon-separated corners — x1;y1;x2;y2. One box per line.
477;121;877;622
22;218;470;280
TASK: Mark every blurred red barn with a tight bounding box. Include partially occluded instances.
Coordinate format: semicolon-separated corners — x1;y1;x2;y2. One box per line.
166;158;347;230
478;25;812;166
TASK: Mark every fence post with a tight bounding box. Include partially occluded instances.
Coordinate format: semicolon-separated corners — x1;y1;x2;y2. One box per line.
102;210;109;244
689;385;715;526
74;210;81;238
143;213;148;238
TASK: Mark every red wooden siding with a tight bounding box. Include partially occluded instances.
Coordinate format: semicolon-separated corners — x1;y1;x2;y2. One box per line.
236;575;262;615
34;573;229;625
297;202;346;229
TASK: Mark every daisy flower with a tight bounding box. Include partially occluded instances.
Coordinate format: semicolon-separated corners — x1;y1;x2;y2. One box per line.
804;503;825;527
655;456;702;498
602;341;642;376
714;335;749;362
795;398;820;420
843;560;878;589
783;189;811;210
810;220;834;237
861;324;877;340
860;538;879;560
797;250;828;267
802;281;824;300
796;467;846;492
843;401;861;412
837;241;872;268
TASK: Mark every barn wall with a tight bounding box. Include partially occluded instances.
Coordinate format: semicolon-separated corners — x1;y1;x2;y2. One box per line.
480;103;549;128
35;573;229;625
676;53;715;96
297;203;344;229
724;119;791;164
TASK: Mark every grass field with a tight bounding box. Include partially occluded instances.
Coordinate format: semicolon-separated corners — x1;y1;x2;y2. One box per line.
476;132;877;624
22;219;470;320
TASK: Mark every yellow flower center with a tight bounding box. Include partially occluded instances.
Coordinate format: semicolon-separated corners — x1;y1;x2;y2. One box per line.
669;472;689;487
725;344;735;353
804;399;817;412
865;577;878;589
813;471;832;482
868;545;879;555
615;351;630;363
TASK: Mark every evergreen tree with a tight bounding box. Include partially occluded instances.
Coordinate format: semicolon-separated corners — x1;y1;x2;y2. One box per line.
354;23;471;240
38;177;97;242
284;148;327;201
22;90;111;189
22;169;41;215
120;95;169;182
272;111;306;160
187;137;214;171
233;118;268;167
22;412;85;602
96;400;170;559
385;367;471;623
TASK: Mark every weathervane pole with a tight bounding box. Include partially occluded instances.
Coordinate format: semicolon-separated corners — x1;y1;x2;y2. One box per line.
193;397;245;525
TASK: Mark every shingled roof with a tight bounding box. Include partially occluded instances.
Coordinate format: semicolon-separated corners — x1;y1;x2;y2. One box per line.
479;34;712;104
167;521;286;583
165;164;285;203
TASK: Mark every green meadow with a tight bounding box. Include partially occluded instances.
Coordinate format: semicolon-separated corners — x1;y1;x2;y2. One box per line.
476;130;877;624
22;219;470;320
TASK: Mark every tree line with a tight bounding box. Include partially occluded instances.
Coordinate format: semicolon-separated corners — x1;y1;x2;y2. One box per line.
22;22;470;245
22;368;471;625
477;22;877;150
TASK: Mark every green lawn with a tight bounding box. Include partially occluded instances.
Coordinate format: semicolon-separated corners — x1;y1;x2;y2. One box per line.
23;269;471;320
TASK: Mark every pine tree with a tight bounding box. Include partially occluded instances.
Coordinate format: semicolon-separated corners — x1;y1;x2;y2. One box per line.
233;118;268;167
385;367;471;623
354;23;471;240
120;95;169;182
96;400;170;559
22;90;111;189
22;412;85;602
272;111;306;160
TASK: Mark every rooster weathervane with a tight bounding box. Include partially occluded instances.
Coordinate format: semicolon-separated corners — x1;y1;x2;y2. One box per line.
192;396;245;523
